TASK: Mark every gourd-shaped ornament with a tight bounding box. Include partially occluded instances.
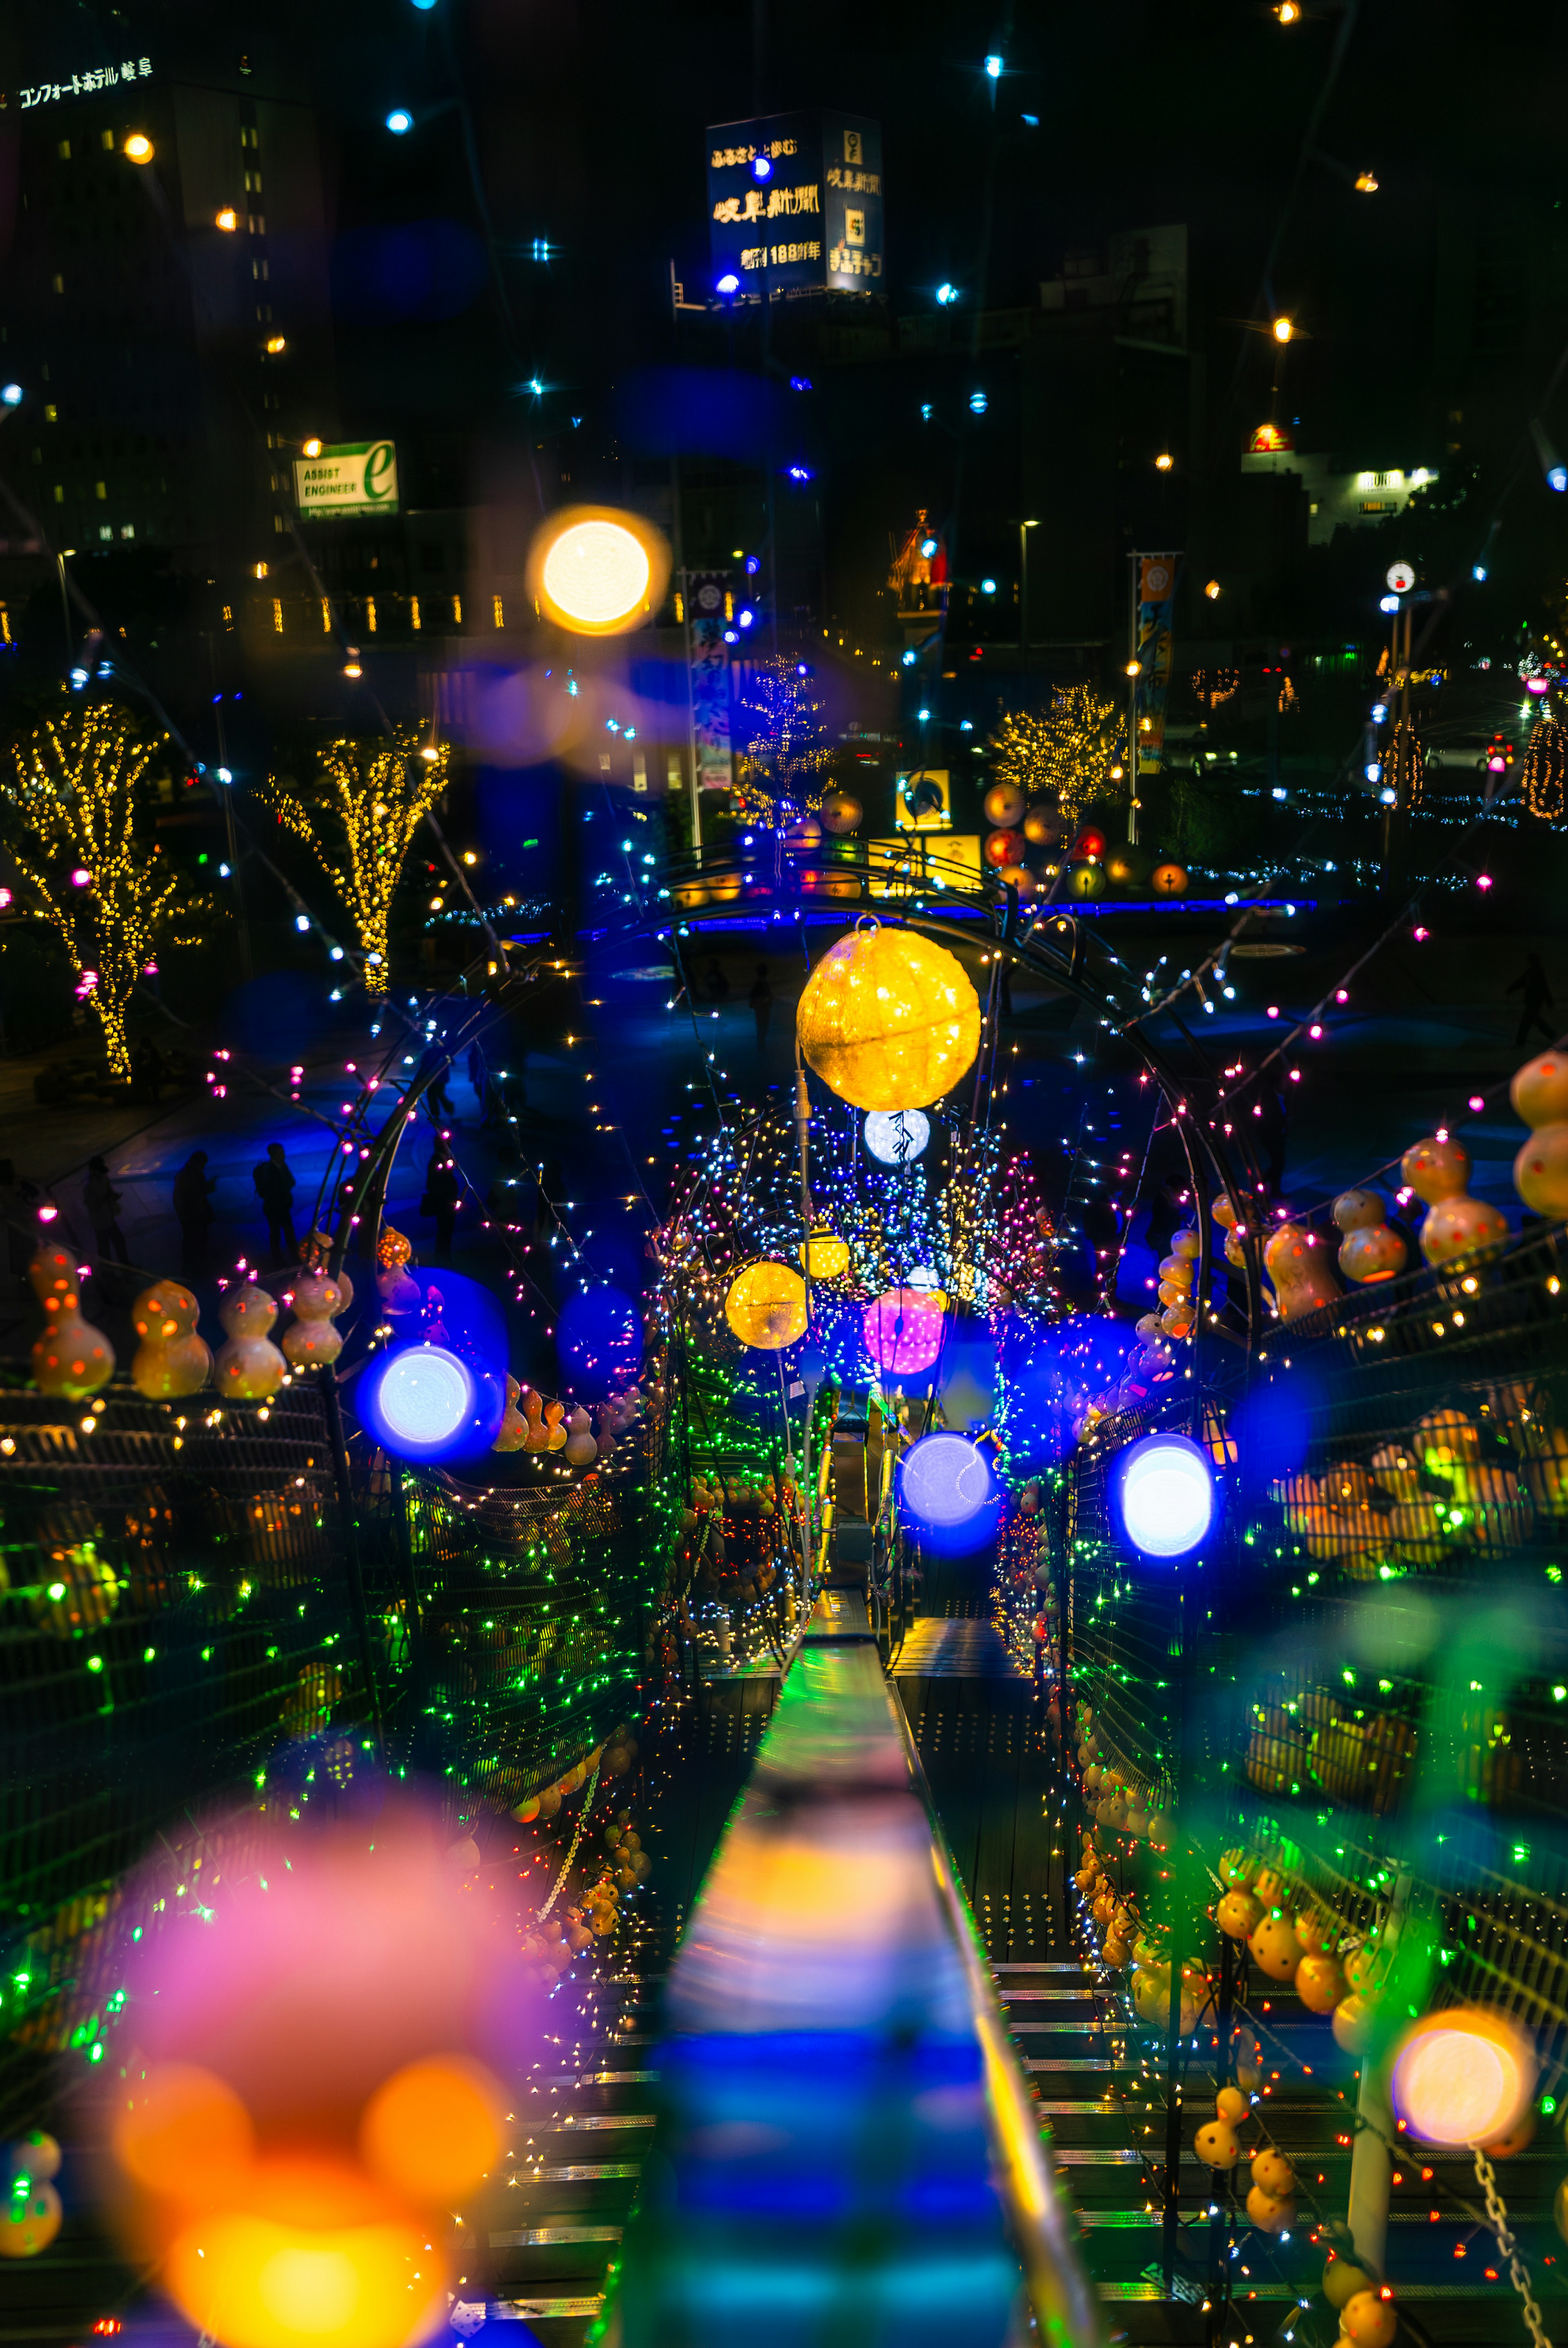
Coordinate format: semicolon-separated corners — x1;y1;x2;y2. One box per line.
303;1229;355;1314
30;1246;114;1399
1263;1222;1341;1320
374;1224;421;1313
563;1405;598;1466
1213;1193;1252;1269
1510;1049;1568;1220
130;1280;211;1398
1401;1135;1508;1266
521;1387;548;1452
281;1271;346;1369
493;1376;527;1452
1332;1189;1408;1284
214;1285;287;1401
543;1398;567;1452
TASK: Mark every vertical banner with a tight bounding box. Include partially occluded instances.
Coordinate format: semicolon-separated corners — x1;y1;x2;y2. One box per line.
686;573;733;793
1135;553;1179;773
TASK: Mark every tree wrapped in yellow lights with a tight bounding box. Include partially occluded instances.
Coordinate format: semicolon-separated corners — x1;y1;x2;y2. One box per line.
989;685;1121;823
263;729;450;994
0;705;196;1078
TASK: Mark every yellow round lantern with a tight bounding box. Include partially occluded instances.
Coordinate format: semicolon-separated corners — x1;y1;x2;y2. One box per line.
795;921;981;1111
800;1228;851;1280
725;1261;808;1350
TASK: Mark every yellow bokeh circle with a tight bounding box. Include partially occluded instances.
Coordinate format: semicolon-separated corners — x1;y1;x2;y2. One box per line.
528;507;670;635
1390;2007;1536;2148
725;1262;808;1351
795;921;981;1111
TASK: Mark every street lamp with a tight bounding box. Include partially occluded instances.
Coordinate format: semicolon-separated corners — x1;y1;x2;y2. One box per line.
1018;519;1038;691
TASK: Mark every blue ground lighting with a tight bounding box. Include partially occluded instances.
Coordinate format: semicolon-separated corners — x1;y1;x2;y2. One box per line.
900;1432;1001;1552
1109;1432;1216;1562
359;1341;503;1461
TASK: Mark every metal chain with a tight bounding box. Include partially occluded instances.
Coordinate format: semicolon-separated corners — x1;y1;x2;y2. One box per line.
537;1758;602;1922
1472;2144;1554;2348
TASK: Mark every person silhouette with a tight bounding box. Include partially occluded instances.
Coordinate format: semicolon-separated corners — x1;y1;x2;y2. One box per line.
1508;951;1556;1047
748;964;774;1055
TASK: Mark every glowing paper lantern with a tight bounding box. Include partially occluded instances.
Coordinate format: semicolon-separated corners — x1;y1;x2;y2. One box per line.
1390;2007;1536;2148
1110;1432;1216;1561
863;1287;945;1376
800;1229;851;1280
864;1108;931;1165
796;922;980;1111
527;506;670;636
725;1261;808;1350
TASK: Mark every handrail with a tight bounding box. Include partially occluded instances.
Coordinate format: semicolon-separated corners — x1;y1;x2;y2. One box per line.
892;1694;1106;2348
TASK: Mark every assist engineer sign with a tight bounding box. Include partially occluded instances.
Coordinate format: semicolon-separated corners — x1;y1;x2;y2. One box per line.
293;440;399;519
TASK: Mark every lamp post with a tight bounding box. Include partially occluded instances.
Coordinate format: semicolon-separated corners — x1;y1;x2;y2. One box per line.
1017;519;1038;699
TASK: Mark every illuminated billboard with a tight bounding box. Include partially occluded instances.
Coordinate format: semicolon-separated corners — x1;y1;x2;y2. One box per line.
293;440;399;519
706;112;882;301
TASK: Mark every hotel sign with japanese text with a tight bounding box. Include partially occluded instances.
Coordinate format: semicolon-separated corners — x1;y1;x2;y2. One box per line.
706;112;883;300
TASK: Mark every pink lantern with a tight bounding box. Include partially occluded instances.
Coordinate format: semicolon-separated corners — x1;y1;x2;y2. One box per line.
862;1287;945;1376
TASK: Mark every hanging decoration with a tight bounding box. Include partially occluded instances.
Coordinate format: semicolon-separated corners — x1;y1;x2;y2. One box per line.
130;1282;212;1398
724;1261;809;1351
796;922;980;1111
1331;1189;1407;1283
862;1286;945;1376
30;1246;114;1399
1401;1134;1509;1266
213;1287;289;1401
1510;1050;1568;1219
281;1272;348;1369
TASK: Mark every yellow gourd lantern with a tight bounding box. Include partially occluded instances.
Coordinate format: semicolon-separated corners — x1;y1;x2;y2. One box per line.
795;920;981;1111
724;1261;809;1350
800;1228;851;1280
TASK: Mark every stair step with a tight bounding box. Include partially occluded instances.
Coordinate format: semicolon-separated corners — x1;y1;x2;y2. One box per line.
511;2163;642;2183
489;2297;604;2321
990;1953;1089;1972
1025;2059;1120;2072
998;1989;1098;2003
490;2227;624;2248
538;2113;656;2133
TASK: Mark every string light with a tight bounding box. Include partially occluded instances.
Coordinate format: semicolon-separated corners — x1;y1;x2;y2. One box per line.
1;705;196;1077
263;729;451;995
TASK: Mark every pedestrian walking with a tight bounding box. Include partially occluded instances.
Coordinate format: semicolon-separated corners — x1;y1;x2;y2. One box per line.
173;1150;217;1275
426;1064;455;1122
130;1037;165;1104
749;963;774;1055
252;1142;298;1265
705;957;729;1001
421;1147;460;1262
83;1156;129;1264
1507;951;1557;1047
0;1162;40;1287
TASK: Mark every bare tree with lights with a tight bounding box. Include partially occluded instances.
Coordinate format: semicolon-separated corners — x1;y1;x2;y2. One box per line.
0;704;196;1079
263;729;451;994
989;685;1122;822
